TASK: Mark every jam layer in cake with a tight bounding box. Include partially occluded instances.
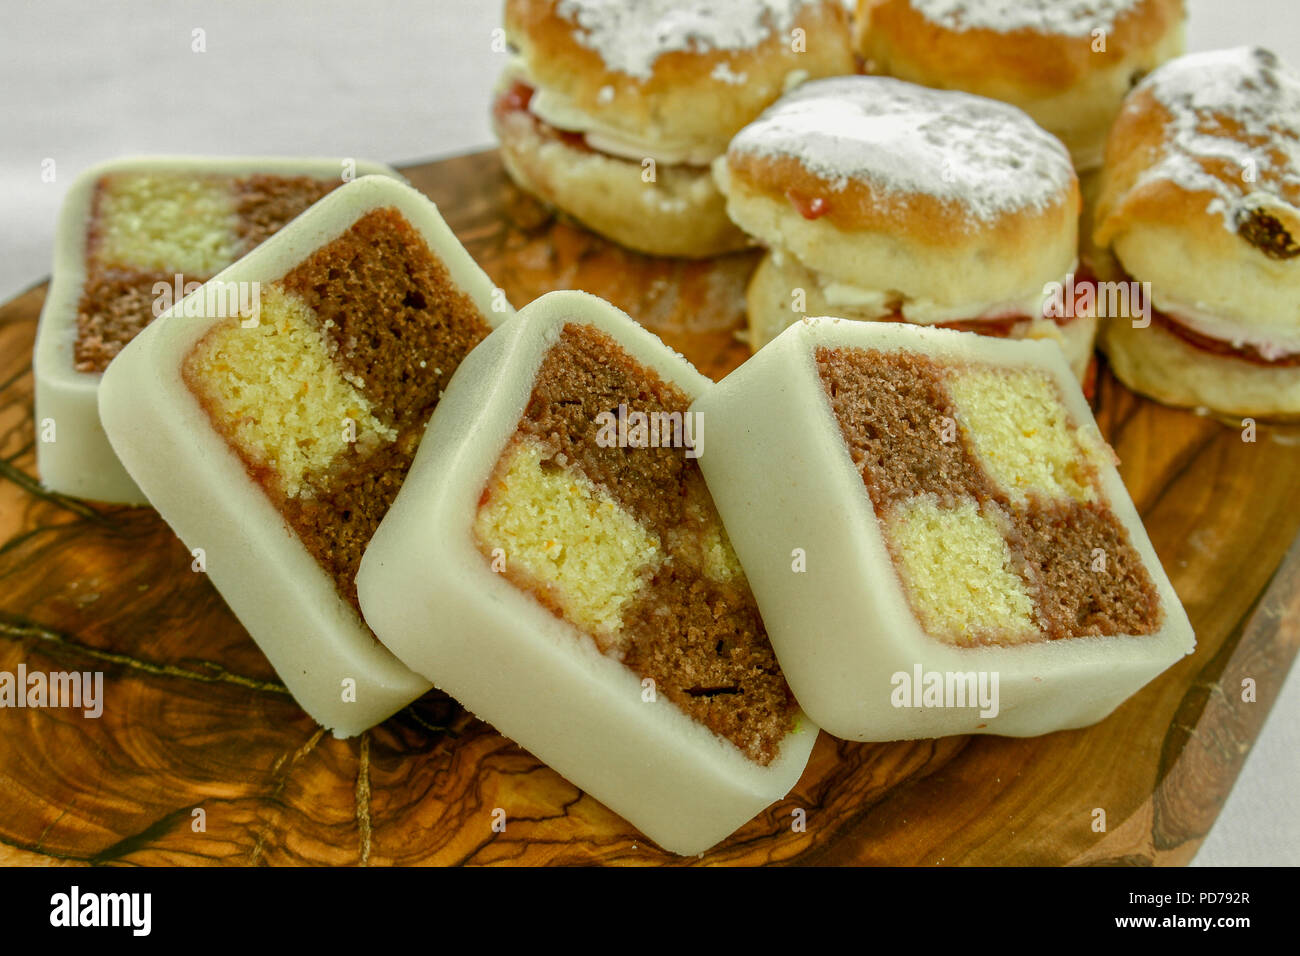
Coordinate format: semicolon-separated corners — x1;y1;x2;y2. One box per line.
473;323;797;765
76;171;342;373
182;207;492;613
816;346;1162;646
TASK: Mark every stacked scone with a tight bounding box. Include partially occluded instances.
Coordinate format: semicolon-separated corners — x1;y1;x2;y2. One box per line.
1094;47;1300;420
493;0;855;257
854;0;1186;171
713;76;1099;382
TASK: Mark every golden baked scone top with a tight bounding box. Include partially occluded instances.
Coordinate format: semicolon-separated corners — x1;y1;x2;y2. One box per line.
723;75;1078;239
1095;46;1300;259
504;0;854;153
856;0;1184;89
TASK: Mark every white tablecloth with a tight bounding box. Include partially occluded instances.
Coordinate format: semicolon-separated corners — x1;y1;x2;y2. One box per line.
0;0;1295;865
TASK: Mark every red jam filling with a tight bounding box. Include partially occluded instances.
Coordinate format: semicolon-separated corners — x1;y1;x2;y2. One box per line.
785;189;830;220
1106;267;1300;367
494;81;591;152
1151;310;1300;368
1081;353;1099;402
496;80;715;169
870;312;1023;341
498;80;534;114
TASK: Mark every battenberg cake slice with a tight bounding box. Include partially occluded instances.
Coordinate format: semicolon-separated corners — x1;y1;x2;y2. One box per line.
34;156;402;504
357;290;817;855
692;317;1195;741
99;175;510;736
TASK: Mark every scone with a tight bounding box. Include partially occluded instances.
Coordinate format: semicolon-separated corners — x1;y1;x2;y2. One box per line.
854;0;1185;170
494;0;855;258
1094;47;1300;421
715;75;1098;383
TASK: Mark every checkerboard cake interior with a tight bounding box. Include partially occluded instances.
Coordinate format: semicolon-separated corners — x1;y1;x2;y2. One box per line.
76;171;343;373
816;345;1163;647
182;206;492;614
473;322;797;765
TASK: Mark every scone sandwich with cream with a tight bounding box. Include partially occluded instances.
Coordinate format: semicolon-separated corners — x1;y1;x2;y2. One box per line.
494;0;855;258
715;75;1098;383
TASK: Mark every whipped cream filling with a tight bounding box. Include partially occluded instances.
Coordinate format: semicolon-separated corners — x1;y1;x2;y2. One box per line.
1150;292;1300;360
506;57;717;166
536;89;720;166
777;247;1070;326
507;57;814;167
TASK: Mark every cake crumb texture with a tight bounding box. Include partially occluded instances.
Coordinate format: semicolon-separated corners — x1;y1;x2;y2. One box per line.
184;206;491;613
885;496;1038;646
279;207;488;426
73;269;178;373
234;174;340;250
182;285;395;500
74;171;345;373
476;323;796;765
475;438;664;641
816;345;1162;645
1008;502;1165;640
947;365;1098;504
91;172;240;275
816;344;989;510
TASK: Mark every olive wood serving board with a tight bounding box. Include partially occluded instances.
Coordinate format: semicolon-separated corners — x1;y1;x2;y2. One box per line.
1;150;1297;866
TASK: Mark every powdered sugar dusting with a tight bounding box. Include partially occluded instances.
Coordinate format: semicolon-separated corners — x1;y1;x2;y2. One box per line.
712;62;750;84
728;76;1074;223
1136;47;1300;232
909;0;1143;37
555;0;809;80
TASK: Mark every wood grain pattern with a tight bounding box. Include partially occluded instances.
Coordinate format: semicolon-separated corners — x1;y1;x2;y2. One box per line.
1;150;1297;866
